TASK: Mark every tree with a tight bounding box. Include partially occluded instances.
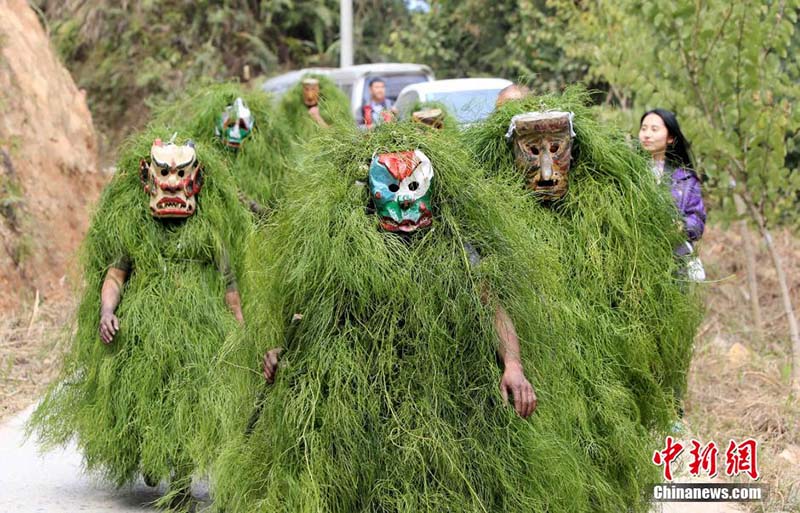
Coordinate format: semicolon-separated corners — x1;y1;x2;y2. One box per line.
380;0;586;89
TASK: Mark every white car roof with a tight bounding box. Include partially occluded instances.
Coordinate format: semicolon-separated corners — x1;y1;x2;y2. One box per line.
262;63;434;92
399;78;512;96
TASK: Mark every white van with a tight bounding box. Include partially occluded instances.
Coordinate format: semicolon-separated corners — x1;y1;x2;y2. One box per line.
261;63;435;123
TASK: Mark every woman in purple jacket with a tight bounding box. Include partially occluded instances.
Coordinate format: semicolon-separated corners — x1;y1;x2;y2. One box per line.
639;108;707;280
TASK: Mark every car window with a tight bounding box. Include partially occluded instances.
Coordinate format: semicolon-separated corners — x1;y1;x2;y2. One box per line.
395;91;419;119
429;89;504;124
337;83;353;103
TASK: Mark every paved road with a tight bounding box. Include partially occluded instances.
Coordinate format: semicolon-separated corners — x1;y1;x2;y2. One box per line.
0;405;742;513
0;405;209;512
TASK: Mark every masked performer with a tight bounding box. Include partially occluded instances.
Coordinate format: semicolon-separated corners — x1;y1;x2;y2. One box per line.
209;122;663;513
277;74;353;142
150;83;291;213
465;85;703;429
28;130;252;509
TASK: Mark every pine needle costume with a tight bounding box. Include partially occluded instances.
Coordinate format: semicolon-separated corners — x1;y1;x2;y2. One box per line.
464;86;703;428
28;128;252;507
208;122;664;513
277;74;354;143
150;82;291;211
409;101;458;131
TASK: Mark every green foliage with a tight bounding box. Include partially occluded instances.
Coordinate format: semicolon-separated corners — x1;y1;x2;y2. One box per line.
381;0;586;89
207;121;676;512
0;135;21;157
464;85;703;424
149;81;292;208
552;0;800;228
0;150;33;265
0;168;24;228
27;126;254;495
350;0;411;61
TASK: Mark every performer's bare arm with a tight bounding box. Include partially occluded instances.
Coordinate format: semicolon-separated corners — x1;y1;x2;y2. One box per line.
308;106;330;128
99;267;127;344
262;313;303;384
238;190;268;216
225;290;245;325
262;347;282;384
494;304;537;418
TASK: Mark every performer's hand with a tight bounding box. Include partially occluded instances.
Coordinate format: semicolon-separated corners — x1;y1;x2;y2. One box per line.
263;347;283;384
99;312;120;344
500;363;537;418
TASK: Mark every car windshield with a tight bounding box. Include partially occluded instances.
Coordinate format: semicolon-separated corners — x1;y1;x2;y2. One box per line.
363;73;430;104
428;89;503;124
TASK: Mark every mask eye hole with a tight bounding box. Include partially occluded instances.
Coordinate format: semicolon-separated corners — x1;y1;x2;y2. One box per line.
409;181;419;191
530;146;540;156
178;169;185;178
239;120;247;129
550;143;560;153
160;168;168;177
388;183;400;193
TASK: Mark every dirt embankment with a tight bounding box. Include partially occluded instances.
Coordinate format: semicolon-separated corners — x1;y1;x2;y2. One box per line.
0;0;107;313
687;224;800;513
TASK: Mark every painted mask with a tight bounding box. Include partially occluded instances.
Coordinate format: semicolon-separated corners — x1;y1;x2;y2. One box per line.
139;139;203;218
215;97;255;150
412;108;444;130
368;150;433;233
506;111;574;200
302;78;320;107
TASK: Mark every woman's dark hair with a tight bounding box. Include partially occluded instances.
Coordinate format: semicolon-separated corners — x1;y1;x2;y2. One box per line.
640;108;695;172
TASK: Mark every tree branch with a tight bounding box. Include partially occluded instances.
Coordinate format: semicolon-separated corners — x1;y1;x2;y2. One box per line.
741;190;800;395
699;4;735;69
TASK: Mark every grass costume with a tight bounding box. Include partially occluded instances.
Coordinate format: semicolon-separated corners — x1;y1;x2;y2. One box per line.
150;82;291;212
276;73;354;143
464;86;703;428
28;128;252;509
208;122;664;513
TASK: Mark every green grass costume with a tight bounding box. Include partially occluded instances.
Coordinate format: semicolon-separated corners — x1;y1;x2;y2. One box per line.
464;86;703;428
28;128;252;507
150;82;291;210
208;122;665;513
276;73;354;143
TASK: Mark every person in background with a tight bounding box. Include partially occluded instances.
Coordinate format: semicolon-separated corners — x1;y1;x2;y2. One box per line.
301;78;329;128
495;83;530;108
639;108;707;281
362;77;397;128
